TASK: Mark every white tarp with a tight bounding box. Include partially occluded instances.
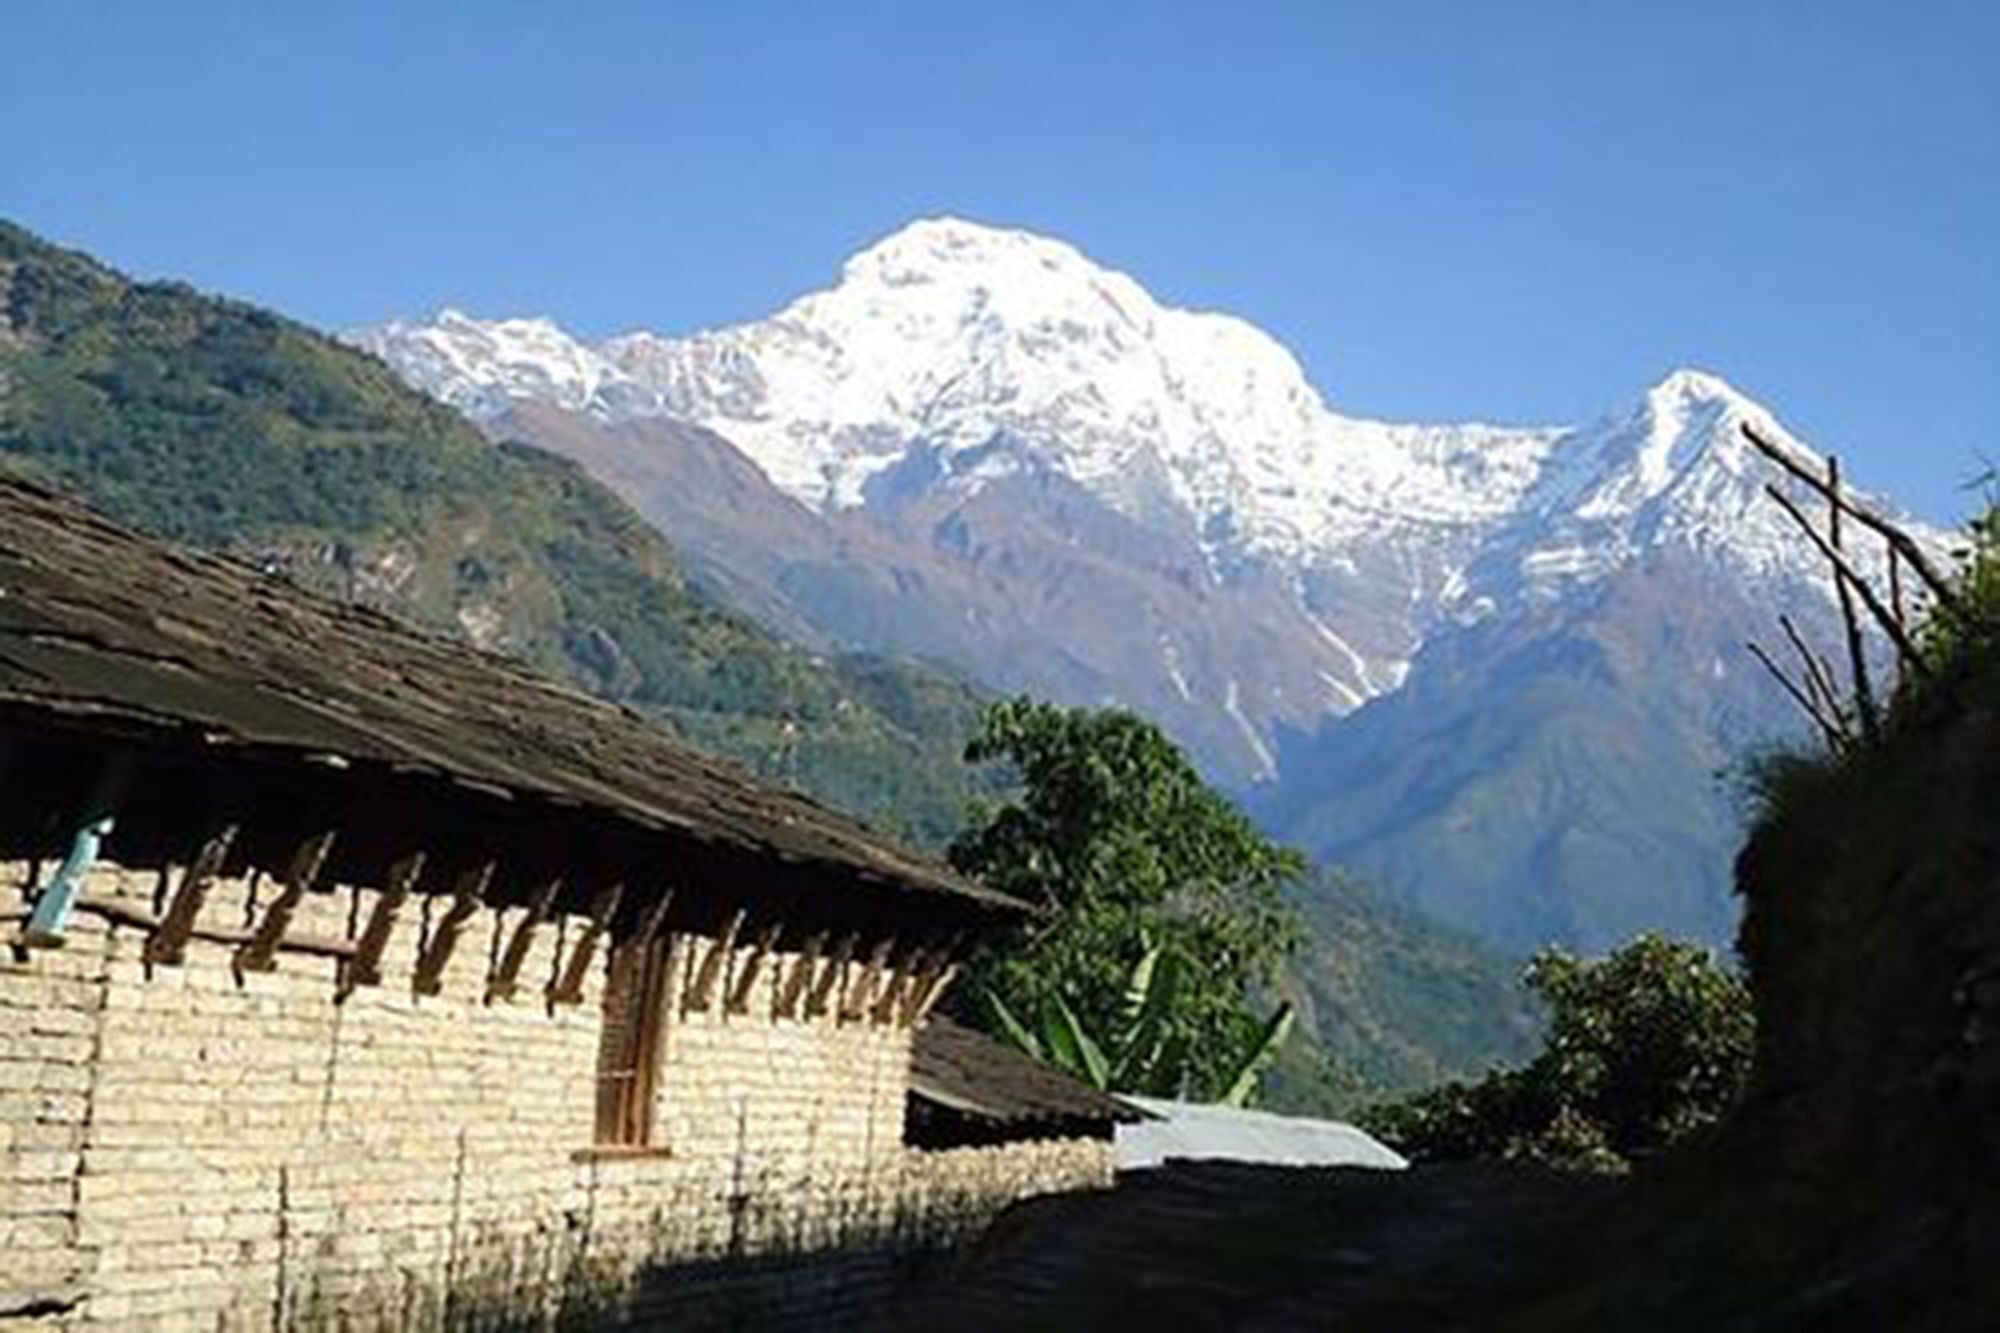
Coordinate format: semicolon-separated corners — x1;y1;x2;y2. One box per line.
1115;1096;1408;1171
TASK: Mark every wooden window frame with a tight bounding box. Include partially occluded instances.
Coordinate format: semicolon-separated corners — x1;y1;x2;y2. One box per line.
594;932;674;1149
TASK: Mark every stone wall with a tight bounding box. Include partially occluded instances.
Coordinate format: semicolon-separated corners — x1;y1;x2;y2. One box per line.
0;860;1114;1330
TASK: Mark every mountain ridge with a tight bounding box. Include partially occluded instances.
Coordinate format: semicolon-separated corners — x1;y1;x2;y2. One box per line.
353;217;1954;952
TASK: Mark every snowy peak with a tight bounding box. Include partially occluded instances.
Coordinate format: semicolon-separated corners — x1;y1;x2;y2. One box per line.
351;222;1937;614
350;309;659;421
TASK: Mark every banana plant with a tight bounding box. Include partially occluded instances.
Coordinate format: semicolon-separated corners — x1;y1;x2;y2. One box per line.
983;935;1293;1106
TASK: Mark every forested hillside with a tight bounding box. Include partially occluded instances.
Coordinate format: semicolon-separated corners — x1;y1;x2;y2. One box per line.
0;220;990;846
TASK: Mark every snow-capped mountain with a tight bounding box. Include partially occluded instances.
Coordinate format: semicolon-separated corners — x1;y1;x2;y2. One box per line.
352;218;1951;951
354;220;1901;727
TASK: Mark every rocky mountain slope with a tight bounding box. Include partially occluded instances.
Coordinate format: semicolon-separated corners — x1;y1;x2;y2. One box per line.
0;217;1532;1105
357;218;1948;952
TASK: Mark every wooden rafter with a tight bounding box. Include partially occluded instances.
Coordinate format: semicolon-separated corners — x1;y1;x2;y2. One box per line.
487;878;562;1004
413;861;492;997
773;931;826;1019
684;909;746;1013
839;938;896;1023
143;824;239;967
905;961;959;1025
725;921;784;1015
870;944;930;1025
1746;640;1846;752
232;831;335;978
337;851;426;1000
549;883;624;1007
804;933;858;1019
1778;613;1846;728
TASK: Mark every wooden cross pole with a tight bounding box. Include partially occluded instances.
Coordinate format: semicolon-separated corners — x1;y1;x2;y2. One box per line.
1742;423;1964;615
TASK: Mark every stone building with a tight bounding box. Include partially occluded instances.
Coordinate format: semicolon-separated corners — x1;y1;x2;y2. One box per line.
0;478;1135;1330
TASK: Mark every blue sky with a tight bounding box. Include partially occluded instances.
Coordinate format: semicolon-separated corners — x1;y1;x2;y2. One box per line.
5;1;1994;520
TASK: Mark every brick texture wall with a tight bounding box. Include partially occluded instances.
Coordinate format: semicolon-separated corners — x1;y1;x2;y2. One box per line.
0;860;1113;1331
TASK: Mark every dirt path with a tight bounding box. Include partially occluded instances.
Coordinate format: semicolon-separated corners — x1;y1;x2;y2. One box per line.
878;1160;1612;1332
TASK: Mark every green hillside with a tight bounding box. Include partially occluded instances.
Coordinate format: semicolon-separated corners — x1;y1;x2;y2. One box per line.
1265;872;1541;1113
0;219;989;847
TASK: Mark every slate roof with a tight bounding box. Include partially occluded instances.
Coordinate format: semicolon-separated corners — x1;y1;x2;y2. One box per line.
0;476;1015;912
910;1017;1146;1127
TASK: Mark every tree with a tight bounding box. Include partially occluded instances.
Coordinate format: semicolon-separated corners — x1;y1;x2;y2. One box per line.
984;932;1297;1105
948;697;1305;1102
1363;933;1755;1171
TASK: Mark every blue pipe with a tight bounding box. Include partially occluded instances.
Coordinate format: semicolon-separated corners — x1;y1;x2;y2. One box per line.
23;817;115;946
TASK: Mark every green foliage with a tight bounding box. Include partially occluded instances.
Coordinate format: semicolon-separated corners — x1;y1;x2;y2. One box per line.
949;697;1306;1102
1363;933;1754;1171
984;934;1297;1105
0;218;989;846
1916;494;2000;676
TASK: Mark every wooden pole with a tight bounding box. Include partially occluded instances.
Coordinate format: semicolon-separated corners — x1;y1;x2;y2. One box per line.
1778;614;1847;730
1742;423;1963;613
1825;457;1879;737
1766;484;1931;678
1747;641;1846;751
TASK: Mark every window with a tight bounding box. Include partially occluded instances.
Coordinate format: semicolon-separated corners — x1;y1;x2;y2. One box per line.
595;934;672;1147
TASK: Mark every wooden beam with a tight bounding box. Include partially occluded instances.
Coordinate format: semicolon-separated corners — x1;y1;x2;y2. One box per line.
1743;423;1965;615
99;894;356;958
337;851;426;1000
549;884;624;1007
839;938;896;1023
487;879;562;1004
870;945;931;1025
683;909;746;1013
1824;457;1879;737
413;861;492;997
605;890;673;997
907;961;959;1025
143;820;238;964
725;921;784;1015
803;933;858;1019
773;931;826;1019
232;831;335;978
1766;484;1931;679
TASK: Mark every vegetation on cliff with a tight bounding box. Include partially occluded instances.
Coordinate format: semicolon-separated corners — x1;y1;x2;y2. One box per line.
1362;934;1753;1172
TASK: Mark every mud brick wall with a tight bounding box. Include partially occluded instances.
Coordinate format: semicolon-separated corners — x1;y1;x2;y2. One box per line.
0;861;1114;1331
